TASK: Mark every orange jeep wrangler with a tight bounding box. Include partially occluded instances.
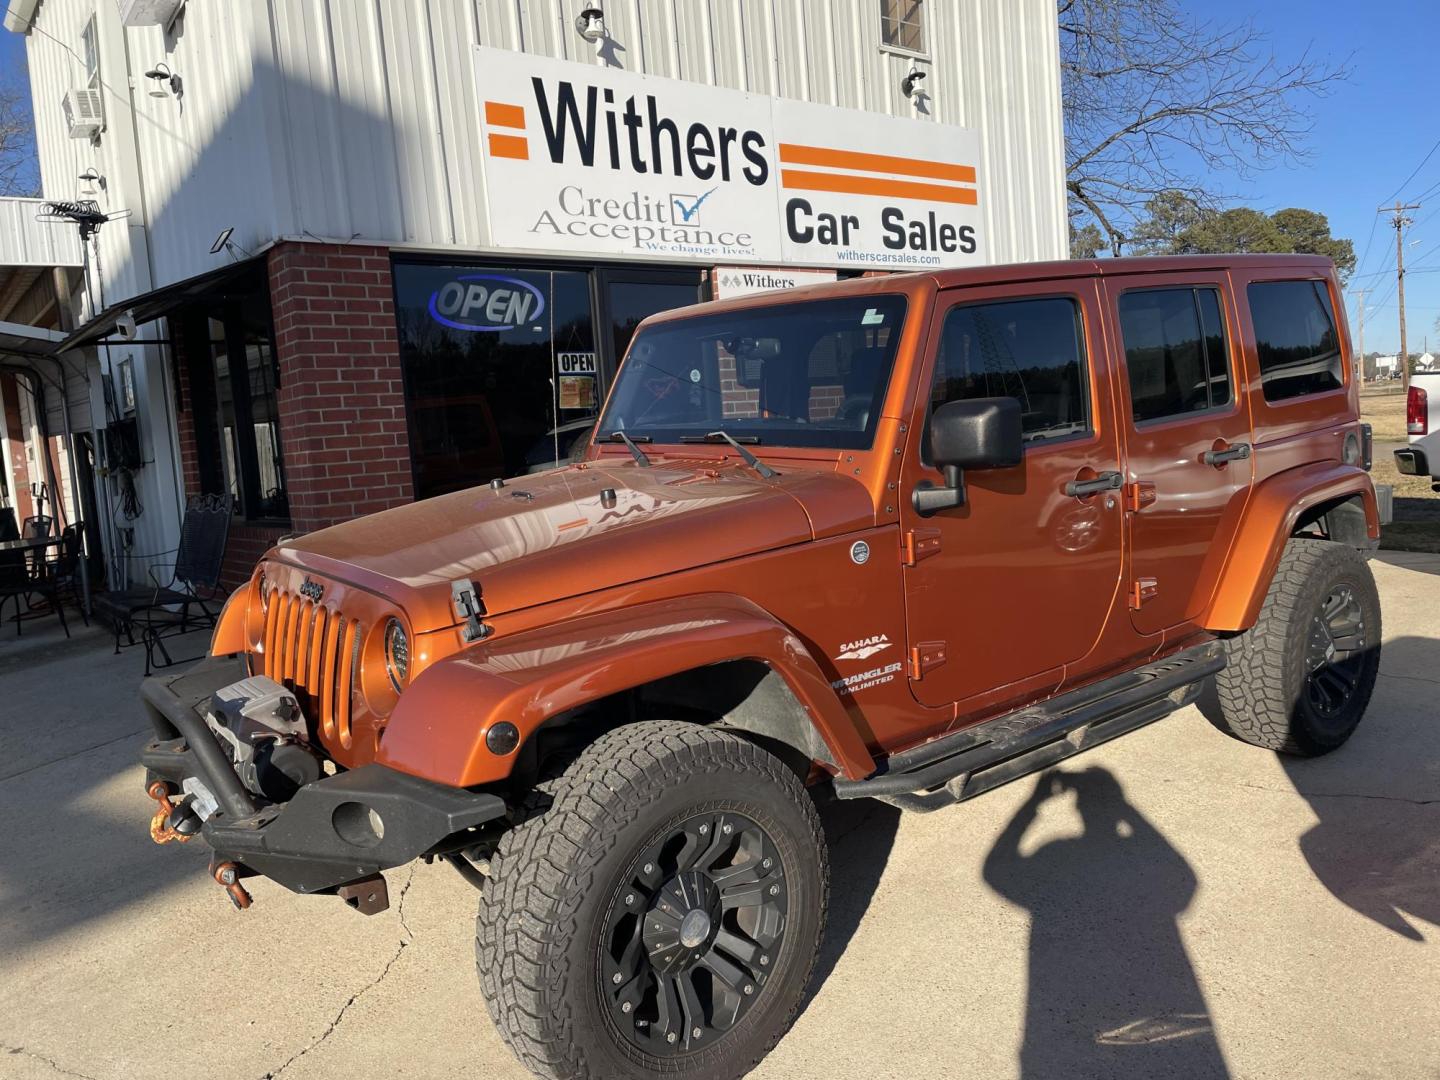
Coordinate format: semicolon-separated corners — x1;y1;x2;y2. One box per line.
140;255;1383;1080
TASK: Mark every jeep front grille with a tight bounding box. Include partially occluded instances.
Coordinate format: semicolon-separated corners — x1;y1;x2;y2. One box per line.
259;585;363;750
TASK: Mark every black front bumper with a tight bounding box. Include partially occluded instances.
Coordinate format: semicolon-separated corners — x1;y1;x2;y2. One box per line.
140;656;508;894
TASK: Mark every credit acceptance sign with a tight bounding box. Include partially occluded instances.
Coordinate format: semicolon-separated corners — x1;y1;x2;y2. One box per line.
474;47;983;270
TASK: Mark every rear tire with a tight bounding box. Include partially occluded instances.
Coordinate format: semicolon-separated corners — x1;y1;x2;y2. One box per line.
1210;538;1381;756
475;721;827;1080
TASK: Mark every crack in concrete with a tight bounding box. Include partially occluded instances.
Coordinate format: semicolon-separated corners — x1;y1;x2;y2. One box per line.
1235;780;1438;807
259;867;416;1080
1379;670;1440;688
2;1044;103;1080
0;727;150;785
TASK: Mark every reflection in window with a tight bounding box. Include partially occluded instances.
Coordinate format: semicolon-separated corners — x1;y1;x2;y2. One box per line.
881;0;925;53
934;296;1090;442
394;264;598;498
1247;280;1344;402
1118;288;1231;423
189;298;288;521
600;296;906;450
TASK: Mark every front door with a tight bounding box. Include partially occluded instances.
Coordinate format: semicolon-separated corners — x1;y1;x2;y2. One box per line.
901;282;1126;711
597;269;705;367
1102;274;1254;635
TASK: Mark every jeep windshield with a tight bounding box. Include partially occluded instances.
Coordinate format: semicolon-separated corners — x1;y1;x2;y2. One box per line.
598;294;907;451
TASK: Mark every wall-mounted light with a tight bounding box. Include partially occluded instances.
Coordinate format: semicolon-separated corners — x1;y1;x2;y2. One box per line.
575;6;606;43
77;168;105;195
901;69;927;100
143;62;182;101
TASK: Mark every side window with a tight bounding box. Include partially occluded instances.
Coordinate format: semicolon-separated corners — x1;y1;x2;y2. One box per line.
1117;287;1232;424
880;0;926;54
1247;280;1344;402
932;296;1090;443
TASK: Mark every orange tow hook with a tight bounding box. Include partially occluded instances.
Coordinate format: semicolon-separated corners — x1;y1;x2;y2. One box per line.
146;781;196;845
213;861;253;911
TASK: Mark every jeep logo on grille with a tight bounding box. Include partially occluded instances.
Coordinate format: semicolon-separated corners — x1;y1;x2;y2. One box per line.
299;578;324;602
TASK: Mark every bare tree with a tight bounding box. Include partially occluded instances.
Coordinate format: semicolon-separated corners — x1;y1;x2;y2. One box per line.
1059;0;1347;254
0;81;40;197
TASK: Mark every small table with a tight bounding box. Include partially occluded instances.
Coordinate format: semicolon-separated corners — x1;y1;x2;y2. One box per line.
0;536;63;555
0;535;66;634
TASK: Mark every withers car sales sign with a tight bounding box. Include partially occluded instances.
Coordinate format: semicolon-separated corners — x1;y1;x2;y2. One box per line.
474;47;983;270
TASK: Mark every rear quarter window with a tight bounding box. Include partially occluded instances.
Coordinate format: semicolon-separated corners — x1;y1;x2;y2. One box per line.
1246;280;1344;402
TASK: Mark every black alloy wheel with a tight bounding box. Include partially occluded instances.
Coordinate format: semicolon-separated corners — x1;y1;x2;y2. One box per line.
599;810;788;1056
1304;583;1370;722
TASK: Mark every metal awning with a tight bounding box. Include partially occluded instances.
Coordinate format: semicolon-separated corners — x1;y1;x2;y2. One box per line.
57;256;264;351
0;319;64;360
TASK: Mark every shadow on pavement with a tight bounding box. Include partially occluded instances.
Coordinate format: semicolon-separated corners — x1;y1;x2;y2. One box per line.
798;795;900;1017
1373;549;1440;576
1277;632;1440;941
983;767;1229;1080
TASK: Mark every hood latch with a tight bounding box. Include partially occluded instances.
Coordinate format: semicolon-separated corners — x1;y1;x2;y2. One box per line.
452;579;490;643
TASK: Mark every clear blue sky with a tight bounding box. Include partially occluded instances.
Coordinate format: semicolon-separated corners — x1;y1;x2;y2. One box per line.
1201;0;1440;355
2;4;1436;352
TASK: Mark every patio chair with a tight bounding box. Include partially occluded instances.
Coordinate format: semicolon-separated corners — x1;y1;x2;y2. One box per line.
41;522;89;626
22;515;53;539
0;546;69;640
93;493;233;674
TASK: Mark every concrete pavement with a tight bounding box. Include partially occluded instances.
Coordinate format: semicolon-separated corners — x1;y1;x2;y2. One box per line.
1;553;1438;1080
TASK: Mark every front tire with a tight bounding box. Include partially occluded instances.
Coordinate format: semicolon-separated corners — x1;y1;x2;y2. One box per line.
1210;538;1381;756
476;721;828;1080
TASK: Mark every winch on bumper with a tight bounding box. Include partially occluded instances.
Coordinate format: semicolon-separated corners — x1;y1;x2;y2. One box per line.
139;656;507;900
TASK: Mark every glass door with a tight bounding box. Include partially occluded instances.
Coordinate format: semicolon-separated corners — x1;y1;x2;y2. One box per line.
597;269;706;371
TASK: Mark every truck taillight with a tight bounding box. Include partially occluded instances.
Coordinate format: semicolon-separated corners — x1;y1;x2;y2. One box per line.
1408;386;1429;436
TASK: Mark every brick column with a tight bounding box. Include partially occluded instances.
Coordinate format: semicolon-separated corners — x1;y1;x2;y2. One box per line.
266;242;412;535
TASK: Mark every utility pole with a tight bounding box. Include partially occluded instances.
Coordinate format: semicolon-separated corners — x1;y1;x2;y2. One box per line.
1350;288;1369;381
1382;200;1421;393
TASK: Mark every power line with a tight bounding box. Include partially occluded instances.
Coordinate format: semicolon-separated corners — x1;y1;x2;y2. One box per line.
1385;137;1440;204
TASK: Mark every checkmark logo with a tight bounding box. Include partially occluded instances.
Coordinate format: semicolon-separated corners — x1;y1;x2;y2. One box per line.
673;187;718;224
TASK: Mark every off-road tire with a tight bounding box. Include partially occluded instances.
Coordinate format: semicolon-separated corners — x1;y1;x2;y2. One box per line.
1210;538;1381;756
475;721;828;1080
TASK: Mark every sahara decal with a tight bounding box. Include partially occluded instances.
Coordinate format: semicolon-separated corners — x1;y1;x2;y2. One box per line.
835;634;892;661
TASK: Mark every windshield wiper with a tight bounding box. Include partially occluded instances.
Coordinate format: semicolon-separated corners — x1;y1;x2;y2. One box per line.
679;431;777;479
605;430;652;467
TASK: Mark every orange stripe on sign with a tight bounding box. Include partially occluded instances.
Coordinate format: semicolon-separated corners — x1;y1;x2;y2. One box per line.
488;133;530;160
484;101;526;129
778;143;977;184
780;169;978;205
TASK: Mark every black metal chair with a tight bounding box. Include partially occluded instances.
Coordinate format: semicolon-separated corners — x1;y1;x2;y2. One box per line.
93;493;234;673
0;546;69;640
21;515;53;539
42;522;89;626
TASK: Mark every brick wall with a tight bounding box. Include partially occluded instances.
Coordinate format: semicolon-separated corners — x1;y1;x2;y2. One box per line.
1;375;34;523
267;241;412;534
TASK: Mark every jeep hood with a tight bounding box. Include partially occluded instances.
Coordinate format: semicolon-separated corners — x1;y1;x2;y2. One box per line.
271;462;873;630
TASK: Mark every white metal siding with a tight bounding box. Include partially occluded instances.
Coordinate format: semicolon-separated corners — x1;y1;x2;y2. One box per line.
0;197;83;267
24;0;1066;290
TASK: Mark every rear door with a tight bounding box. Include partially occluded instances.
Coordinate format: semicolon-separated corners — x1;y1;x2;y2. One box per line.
1103;273;1255;635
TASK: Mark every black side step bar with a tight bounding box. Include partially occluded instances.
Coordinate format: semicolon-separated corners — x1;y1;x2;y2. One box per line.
833;642;1225;812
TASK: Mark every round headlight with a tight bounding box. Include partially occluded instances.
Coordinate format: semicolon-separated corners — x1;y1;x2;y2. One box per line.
384;618;410;692
1342;431;1361;466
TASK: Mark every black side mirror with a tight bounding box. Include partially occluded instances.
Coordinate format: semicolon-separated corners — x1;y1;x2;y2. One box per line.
913;397;1023;516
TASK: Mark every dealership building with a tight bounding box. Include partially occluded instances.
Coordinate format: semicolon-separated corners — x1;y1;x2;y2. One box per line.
5;0;1067;586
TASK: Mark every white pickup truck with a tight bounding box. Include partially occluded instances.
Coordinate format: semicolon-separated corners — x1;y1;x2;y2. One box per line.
1396;373;1440;491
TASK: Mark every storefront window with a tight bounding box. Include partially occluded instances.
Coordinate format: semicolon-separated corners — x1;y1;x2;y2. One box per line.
187;295;288;521
394;263;599;500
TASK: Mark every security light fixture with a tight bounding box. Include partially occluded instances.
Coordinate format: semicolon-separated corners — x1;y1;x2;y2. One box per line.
77;168;105;195
901;69;927;100
144;62;182;100
210;226;234;255
575;6;606;42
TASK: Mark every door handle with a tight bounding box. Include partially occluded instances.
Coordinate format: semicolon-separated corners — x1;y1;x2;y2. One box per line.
1064;470;1123;497
1203;442;1252;466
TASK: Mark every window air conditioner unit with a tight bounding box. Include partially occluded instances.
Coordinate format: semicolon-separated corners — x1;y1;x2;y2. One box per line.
119;0;185;27
62;88;105;139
